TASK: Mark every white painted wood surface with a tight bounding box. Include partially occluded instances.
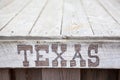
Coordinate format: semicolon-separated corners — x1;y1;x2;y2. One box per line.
81;0;120;36
0;0;120;37
62;0;93;36
30;0;63;36
0;0;14;9
0;0;120;68
0;0;48;36
0;40;119;68
0;0;31;31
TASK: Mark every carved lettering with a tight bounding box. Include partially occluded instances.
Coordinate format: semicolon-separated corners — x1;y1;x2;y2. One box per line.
51;44;67;66
17;45;33;66
35;45;49;66
88;44;99;67
17;43;100;67
70;44;86;67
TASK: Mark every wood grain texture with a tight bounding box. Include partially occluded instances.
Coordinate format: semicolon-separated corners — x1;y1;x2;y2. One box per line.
0;0;31;31
0;40;119;68
0;0;48;36
42;69;80;80
81;69;118;80
0;69;119;80
0;0;120;37
0;0;14;9
0;69;10;80
0;0;120;70
62;0;93;36
98;0;120;25
30;0;63;36
81;0;120;36
15;69;42;80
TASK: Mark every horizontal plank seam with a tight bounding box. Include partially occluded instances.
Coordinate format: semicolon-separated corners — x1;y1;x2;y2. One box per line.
0;36;120;41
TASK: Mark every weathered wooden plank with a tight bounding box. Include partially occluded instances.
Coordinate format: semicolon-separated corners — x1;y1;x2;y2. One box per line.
81;69;118;80
0;0;31;31
0;0;48;36
62;0;93;36
30;0;63;36
0;0;13;9
0;69;10;80
15;69;26;80
81;0;120;36
118;70;120;80
98;0;120;24
42;69;80;80
15;69;42;80
0;40;120;68
0;36;120;41
0;0;120;37
0;71;2;80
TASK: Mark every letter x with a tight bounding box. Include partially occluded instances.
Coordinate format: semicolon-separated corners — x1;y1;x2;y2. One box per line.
52;44;67;60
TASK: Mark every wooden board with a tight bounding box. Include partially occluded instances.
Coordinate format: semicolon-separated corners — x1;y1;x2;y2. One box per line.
0;0;120;37
30;0;63;36
0;39;119;68
0;69;10;80
14;69;42;80
8;68;80;80
0;0;31;31
0;0;120;69
42;69;80;80
61;0;93;36
81;0;120;36
81;69;118;80
1;69;119;80
0;0;48;36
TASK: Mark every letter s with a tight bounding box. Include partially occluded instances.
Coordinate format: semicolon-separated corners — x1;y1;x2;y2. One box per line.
88;44;99;67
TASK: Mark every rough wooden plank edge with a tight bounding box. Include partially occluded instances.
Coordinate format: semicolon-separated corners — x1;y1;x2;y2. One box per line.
0;36;120;41
0;41;120;68
0;67;120;69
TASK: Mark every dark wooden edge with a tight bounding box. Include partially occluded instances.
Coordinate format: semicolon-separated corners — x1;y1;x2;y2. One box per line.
0;67;120;69
0;36;120;41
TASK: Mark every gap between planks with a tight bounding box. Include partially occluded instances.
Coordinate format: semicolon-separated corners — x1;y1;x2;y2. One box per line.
28;0;49;34
96;0;120;25
1;69;120;80
0;0;32;31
